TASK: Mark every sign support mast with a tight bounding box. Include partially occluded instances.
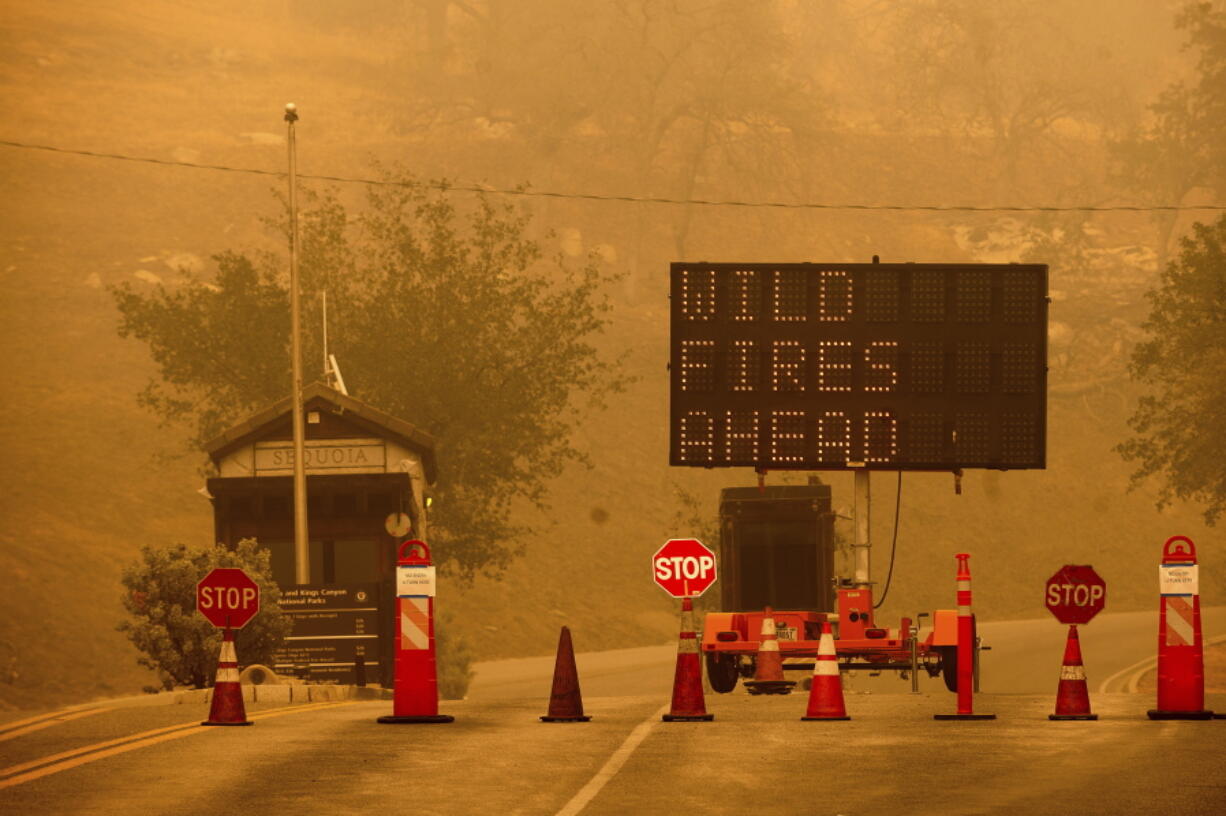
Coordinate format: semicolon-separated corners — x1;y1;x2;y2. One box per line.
853;469;870;589
286;102;310;585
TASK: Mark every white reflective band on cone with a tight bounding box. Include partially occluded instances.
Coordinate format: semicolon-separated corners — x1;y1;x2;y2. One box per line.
677;637;698;654
220;640;237;662
681;609;695;632
818;632;836;655
215;667;241;683
816;660;839;677
1059;665;1086;681
957;580;970;591
958;605;971;615
759;639;779;652
760;617;775;636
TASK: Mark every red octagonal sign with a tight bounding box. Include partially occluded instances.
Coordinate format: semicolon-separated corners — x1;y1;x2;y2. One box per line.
1044;564;1106;625
196;568;260;629
652;538;717;598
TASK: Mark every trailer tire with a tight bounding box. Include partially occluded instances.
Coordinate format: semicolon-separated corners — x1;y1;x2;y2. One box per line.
705;653;739;694
938;646;958;693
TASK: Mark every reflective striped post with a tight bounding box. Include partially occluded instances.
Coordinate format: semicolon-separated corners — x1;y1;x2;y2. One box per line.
935;553;995;720
378;540;453;724
1148;535;1214;720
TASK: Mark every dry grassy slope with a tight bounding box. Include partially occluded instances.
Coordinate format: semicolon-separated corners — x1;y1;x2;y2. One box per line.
0;0;1220;711
0;0;690;709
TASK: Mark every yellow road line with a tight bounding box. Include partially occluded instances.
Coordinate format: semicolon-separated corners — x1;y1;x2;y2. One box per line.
0;708;113;742
0;706;98;735
0;701;356;790
1;720;203;779
248;701;355;721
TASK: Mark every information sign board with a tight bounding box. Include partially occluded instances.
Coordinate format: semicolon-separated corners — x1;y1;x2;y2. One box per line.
1159;564;1198;596
274;583;380;684
669;263;1048;470
397;565;437;597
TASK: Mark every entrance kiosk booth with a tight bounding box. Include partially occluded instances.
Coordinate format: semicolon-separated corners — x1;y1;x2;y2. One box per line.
204;382;437;686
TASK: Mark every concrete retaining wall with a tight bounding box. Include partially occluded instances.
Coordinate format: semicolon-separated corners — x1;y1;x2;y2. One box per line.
190;684;391;705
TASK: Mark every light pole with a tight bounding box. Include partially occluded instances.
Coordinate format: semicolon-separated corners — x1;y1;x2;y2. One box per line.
285;102;310;585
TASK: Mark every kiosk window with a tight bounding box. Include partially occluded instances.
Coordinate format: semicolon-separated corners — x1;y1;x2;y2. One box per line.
263;539;295;587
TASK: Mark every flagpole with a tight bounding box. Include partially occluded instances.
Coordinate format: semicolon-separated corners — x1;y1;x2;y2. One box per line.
285;102;310;585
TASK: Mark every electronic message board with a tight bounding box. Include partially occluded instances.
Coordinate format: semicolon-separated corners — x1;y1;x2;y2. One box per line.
669;263;1048;471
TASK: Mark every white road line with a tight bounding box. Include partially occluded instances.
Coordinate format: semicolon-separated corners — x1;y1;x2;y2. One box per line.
554;704;670;816
1097;633;1226;695
1097;654;1156;695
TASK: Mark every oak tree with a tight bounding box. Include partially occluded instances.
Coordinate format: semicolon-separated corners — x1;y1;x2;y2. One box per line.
1117;215;1226;523
111;173;627;577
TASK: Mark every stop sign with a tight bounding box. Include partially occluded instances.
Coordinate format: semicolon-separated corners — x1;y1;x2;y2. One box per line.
652;539;718;598
1044;564;1106;625
196;568;260;629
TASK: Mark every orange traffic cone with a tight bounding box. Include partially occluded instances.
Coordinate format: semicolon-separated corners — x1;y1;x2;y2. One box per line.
662;597;714;722
1050;624;1097;721
541;626;591;722
802;620;849;720
744;607;795;695
202;628;251;726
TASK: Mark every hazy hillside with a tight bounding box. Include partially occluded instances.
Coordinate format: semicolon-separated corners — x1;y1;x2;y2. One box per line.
1;0;1220;711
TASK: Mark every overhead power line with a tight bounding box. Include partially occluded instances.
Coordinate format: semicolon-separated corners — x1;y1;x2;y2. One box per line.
3;137;1224;213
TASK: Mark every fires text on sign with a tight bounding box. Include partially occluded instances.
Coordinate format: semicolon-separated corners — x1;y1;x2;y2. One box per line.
669;263;1048;471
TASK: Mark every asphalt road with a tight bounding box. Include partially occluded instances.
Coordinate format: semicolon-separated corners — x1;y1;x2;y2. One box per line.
466;606;1226;699
2;609;1224;816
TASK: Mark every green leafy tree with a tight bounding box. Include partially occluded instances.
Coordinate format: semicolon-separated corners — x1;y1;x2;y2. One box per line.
669;484;721;614
111;173;627;577
1111;2;1226;265
119;539;292;690
1117;215;1226;523
434;608;475;700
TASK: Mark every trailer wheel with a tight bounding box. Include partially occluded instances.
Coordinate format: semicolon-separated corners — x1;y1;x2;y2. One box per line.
938;646;958;693
705;653;739;694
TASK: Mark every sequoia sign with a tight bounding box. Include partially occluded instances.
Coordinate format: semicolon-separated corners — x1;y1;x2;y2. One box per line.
254;440;386;473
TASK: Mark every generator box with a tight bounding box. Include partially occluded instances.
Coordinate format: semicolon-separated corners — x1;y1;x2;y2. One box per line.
718;484;835;614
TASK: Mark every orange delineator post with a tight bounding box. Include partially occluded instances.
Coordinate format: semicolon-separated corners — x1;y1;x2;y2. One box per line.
662;597;714;722
935;553;995;721
1148;535;1214;720
378;540;453;724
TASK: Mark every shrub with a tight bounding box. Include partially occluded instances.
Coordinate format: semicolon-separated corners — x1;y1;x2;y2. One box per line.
118;539;292;690
434;608;475;700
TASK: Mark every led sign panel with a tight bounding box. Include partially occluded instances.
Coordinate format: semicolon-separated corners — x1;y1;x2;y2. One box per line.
669;263;1048;470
